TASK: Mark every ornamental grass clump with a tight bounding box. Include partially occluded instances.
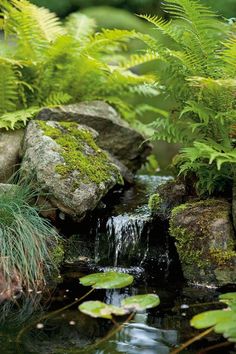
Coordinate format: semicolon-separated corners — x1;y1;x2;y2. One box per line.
0;181;59;300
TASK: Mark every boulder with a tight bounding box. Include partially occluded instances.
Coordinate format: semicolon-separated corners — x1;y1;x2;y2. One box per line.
0;129;24;182
232;181;236;231
21;120;123;220
149;179;191;220
169;199;236;286
37;101;152;172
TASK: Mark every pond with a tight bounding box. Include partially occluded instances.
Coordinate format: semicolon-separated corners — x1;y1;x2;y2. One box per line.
1;175;236;354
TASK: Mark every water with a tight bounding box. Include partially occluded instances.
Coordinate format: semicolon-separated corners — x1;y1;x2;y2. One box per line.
64;175;178;281
1;175;236;353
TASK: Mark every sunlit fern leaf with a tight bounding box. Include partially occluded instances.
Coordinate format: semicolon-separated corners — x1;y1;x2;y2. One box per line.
0;107;39;130
0;64;18;115
43;92;72;107
121;52;159;70
66;13;96;42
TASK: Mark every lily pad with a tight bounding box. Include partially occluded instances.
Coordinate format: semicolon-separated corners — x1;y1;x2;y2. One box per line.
191;309;236;342
121;294;160;311
80;272;134;289
79;301;127;319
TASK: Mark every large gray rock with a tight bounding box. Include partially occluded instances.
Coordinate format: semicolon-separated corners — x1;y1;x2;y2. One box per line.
169;199;236;286
0;129;24;182
37;101;152;172
21;120;123;220
232;181;236;231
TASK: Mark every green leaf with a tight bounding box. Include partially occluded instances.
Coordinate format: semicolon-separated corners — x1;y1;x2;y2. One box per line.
79;301;127;319
121;294;160;311
191;310;233;329
79;272;134;289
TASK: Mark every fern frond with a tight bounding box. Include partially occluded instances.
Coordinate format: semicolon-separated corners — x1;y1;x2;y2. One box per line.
43;92;72;107
66;13;96;42
0;107;39;130
0;64;18;114
121;52;159;70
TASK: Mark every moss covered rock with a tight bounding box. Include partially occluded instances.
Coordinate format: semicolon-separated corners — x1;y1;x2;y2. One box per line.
37;101;152;172
169;199;236;286
21;120;123;220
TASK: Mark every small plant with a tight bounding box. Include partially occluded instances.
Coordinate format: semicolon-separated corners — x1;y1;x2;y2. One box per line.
79;271;159;319
191;292;236;342
0;0;158;129
134;0;236;195
0;180;59;300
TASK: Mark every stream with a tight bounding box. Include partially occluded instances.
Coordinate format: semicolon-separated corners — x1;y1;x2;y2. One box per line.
1;175;236;353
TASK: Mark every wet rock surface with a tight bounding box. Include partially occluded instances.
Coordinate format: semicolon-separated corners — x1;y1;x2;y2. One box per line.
0;129;24;182
37;101;152;172
169;199;236;286
21;120;122;220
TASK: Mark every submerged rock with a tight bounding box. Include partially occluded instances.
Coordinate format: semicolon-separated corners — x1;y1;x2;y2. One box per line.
37;101;152;172
0;129;24;182
21;120;123;220
169;199;236;286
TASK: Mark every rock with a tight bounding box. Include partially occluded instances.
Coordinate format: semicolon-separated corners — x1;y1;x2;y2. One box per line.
37;101;152;172
232;181;236;231
0;129;24;182
21;120;123;220
149;179;190;220
169;199;236;286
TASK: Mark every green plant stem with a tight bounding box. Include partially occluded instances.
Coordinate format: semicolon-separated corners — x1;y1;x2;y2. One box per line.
170;328;214;354
16;288;94;344
76;312;135;353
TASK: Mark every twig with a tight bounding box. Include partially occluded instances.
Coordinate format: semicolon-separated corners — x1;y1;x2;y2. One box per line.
170;327;214;354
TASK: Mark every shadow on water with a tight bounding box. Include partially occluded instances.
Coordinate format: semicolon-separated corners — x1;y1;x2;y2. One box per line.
0;175;236;353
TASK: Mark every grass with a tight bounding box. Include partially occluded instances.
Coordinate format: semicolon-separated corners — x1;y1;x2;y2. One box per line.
0;177;60;298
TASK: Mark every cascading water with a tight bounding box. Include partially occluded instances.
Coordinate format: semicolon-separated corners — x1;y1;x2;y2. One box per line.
64;175;180;281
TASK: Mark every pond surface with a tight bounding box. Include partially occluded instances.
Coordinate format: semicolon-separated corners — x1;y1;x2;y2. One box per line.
1;175;236;354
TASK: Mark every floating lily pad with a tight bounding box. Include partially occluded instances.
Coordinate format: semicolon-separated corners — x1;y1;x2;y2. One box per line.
191;309;236;342
80;272;134;289
79;301;127;319
121;294;160;311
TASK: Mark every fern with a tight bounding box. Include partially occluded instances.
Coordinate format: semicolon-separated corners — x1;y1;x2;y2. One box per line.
139;0;236;195
0;0;155;129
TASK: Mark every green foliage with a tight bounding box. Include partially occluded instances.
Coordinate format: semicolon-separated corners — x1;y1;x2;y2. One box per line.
80;272;134;289
0;179;59;292
148;193;162;212
29;0;161;18
79;272;160;320
138;0;236;195
191;292;236;342
79;301;127;319
0;0;157;129
121;294;160;311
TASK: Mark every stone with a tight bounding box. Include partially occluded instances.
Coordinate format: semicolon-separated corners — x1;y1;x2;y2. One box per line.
169;199;236;286
0;129;24;182
37;101;152;172
232;181;236;231
21;120;123;220
149;179;190;220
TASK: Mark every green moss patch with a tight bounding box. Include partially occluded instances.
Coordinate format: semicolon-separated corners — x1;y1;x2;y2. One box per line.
37;121;123;187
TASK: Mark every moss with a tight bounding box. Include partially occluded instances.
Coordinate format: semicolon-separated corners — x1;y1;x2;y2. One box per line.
209;248;236;266
37;121;123;187
169;223;207;269
171;202;189;217
170;199;235;272
148;193;162;212
51;240;65;267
